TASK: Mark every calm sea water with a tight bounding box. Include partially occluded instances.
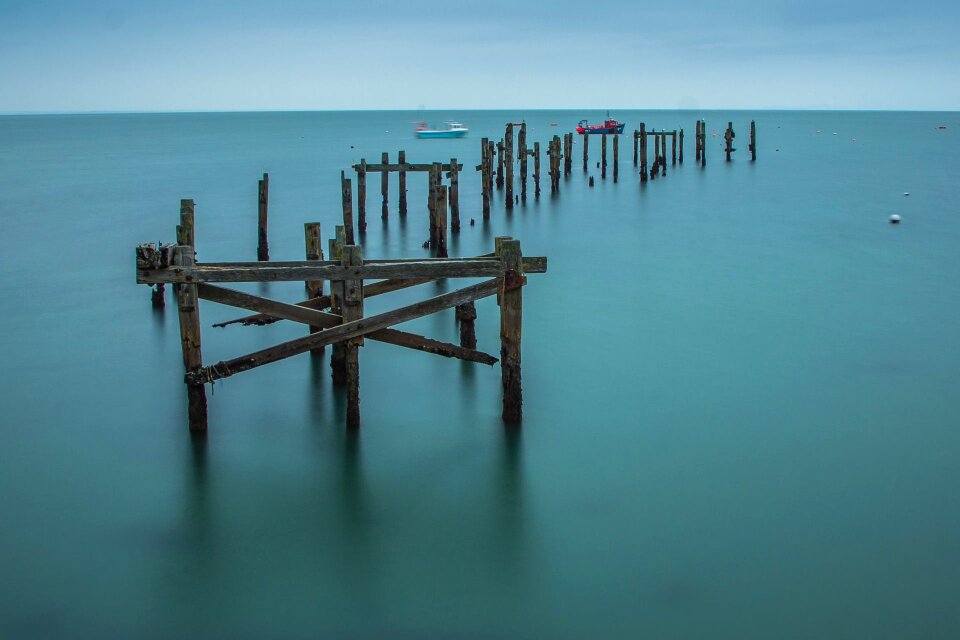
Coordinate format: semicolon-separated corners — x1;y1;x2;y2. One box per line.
1;110;958;639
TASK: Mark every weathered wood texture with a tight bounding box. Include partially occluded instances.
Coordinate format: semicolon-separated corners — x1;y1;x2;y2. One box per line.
173;246;207;431
357;159;367;232
639;123;647;183
480;138;490;218
613;134;619;182
381;152;389;219
304;222;324;353
190;278;502;384
725;122;734;162
398;150;408;215
750;120;756;161
456;302;477;350
499;239;523;423
518;122;527;202
257;173;269;261
340;171;355;245
342;245;363;429
533;141;541;198
601;134;607;179
504;124;514;209
582;132;588;172
679;128;684;164
448;158;460;232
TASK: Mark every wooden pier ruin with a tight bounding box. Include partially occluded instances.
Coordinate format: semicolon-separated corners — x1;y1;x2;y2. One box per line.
139;116;759;435
137;201;547;431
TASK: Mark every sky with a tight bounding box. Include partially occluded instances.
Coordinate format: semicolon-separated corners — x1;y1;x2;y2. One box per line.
1;0;958;112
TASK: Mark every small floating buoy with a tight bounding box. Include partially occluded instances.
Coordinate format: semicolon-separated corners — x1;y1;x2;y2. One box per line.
890;214;901;224
775;148;780;152
833;132;838;135
852;138;857;142
589;176;595;187
903;192;910;196
549;123;558;126
470;218;475;226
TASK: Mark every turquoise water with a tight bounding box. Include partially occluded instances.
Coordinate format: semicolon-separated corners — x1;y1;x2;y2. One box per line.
1;110;958;638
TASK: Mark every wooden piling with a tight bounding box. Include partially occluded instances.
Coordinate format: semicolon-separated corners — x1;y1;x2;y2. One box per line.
487;140;495;207
679;129;684;164
533;142;541;198
582;133;588;172
304;222;324;353
613;134;619;182
750;120;756;161
341;244;364;429
428;163;440;248
518;122;527;203
671;131;677;165
701;121;706;167
639;123;647;183
257;173;269;261
340;171;355;245
498;238;523;423
436;185;449;258
449;157;460;232
504;124;514;209
725;122;734;162
380;152;389;219
456;302;477;350
173;245;207;432
357;159;367;232
601;134;607;179
329;228;346;386
695;121;702;163
398;150;408;215
633;130;639;166
481;138;490;219
496;140;504;189
563;133;572;176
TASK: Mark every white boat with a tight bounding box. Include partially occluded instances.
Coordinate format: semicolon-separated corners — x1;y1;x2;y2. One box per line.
414;121;469;139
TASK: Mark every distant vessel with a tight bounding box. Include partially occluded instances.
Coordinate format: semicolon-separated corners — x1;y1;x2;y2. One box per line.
936;124;947;130
414;121;469;139
576;115;625;135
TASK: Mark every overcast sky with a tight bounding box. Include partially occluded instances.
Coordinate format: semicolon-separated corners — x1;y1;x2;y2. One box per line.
1;0;958;112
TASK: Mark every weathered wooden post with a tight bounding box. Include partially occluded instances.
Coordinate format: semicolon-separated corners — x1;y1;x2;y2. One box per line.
504;124;514;209
613;134;619;183
340;171;355;245
533;141;541;198
480;138;490;219
428;163;440;247
496;140;504;189
398;150;408;215
304;222;324;353
671;131;677;165
356;159;367;233
750;120;756;161
456;302;477;350
662;133;668;176
651;134;659;181
436;185;449;258
487;140;495;203
601;134;607;179
639;123;647;183
380;152;389;219
633;130;639;166
341;244;364;429
679;129;684;164
173;245;207;432
329;227;346;385
518;122;527;202
564;133;572;176
582;133;589;172
701;120;706;167
449;158;460;232
725;122;734;162
498;238;523;423
257;173;269;261
695;121;702;163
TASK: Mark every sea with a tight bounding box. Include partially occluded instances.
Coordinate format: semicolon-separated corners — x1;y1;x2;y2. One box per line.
0;110;958;639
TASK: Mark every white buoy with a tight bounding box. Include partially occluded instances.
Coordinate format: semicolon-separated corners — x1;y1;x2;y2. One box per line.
903;192;910;196
890;214;901;224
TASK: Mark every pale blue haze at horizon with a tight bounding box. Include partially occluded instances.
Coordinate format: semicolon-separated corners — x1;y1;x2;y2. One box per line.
1;0;959;112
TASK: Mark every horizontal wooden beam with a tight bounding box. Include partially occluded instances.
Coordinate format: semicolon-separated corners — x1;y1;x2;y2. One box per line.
198;284;497;365
352;163;463;172
188;278;502;383
139;256;547;285
635;130;677;137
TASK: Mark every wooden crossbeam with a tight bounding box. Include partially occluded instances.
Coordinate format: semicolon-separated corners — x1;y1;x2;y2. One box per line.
187;278;502;384
138;256;547;285
197;284;497;365
352;163;462;172
212;277;433;328
635;130;677;137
